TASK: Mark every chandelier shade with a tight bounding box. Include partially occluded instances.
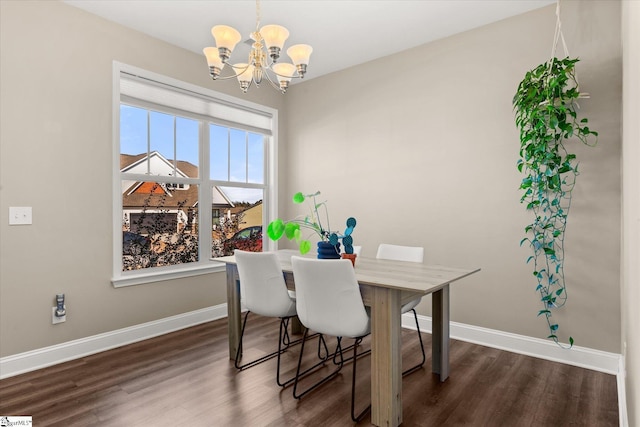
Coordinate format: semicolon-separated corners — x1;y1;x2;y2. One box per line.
203;0;312;94
211;25;242;52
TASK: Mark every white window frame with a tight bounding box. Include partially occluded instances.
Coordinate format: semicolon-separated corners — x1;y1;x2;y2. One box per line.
112;62;278;287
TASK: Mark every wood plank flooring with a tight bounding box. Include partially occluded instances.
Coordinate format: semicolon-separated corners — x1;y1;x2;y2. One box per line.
0;316;618;426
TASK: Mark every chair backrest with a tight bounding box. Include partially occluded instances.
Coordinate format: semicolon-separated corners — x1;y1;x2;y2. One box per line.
276;249;299;262
376;243;424;263
234;250;295;318
291;257;370;338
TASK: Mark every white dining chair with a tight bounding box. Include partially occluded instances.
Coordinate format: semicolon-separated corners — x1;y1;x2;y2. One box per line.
291;257;371;422
234;250;303;386
376;243;426;376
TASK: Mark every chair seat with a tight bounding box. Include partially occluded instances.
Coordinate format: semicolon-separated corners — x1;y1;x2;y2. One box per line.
401;296;421;314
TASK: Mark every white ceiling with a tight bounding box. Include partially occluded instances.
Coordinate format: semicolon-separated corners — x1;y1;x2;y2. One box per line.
62;0;555;81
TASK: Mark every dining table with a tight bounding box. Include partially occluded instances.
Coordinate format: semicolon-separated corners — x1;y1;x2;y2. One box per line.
217;252;480;427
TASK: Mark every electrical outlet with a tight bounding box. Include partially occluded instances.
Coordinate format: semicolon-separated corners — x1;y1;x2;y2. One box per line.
9;207;32;225
52;306;66;324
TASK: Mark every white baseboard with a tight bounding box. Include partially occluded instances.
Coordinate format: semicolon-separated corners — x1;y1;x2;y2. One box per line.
401;312;627;427
0;304;228;380
401;312;621;374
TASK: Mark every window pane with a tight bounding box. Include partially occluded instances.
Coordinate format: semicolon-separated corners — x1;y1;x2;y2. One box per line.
176;117;199;177
120;105;147;156
117;69;274;284
211;187;263;258
247;133;264;184
149;111;175;176
210;124;228;181
229;129;247;182
122;180;199;270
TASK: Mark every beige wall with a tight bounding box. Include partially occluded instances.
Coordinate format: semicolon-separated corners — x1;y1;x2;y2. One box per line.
0;0;285;357
0;0;624;362
283;1;622;352
622;1;640;425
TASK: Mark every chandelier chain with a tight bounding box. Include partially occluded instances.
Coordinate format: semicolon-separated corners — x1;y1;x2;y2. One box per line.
255;0;261;31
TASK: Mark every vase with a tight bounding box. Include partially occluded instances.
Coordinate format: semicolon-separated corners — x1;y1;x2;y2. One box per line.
341;253;357;266
317;241;341;259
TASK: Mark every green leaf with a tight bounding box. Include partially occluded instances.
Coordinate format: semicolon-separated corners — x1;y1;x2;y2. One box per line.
284;222;300;240
266;219;285;241
569;337;574;346
299;240;311;254
537;309;551;317
558;165;572;174
550;324;559;331
292;192;305;204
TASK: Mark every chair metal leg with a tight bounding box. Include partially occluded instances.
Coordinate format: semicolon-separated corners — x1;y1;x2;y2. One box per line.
334;338;371;365
293;333;371;422
402;308;426;376
235;312;307;380
276;317;297;387
317;333;329;360
350;337;371;422
293;333;344;399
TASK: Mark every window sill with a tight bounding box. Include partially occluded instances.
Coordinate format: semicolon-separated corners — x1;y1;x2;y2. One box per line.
112;262;226;288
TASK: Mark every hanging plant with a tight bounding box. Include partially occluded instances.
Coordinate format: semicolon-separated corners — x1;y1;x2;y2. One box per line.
513;56;597;347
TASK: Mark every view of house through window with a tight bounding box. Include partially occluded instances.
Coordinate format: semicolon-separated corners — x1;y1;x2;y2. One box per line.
119;102;266;272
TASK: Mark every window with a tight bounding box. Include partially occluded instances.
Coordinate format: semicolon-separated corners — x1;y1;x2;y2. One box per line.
113;63;277;287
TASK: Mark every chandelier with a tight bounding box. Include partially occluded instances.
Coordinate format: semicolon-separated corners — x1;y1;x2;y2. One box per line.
203;0;313;94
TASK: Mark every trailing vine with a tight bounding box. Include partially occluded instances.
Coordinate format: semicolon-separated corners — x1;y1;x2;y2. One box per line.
513;57;597;347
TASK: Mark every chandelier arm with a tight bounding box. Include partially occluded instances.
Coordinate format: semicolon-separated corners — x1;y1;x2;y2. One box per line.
263;69;285;91
208;62;253;81
208;74;244;81
228;63;252;72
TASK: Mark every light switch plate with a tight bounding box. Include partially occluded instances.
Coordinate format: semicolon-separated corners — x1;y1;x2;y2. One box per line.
9;207;32;225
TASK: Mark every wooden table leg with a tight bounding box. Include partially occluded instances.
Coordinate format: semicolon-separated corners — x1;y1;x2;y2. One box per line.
432;285;450;381
226;264;242;360
283;272;303;335
370;287;402;427
290;316;303;335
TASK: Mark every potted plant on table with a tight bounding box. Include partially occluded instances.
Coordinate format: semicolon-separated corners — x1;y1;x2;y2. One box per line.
267;191;357;262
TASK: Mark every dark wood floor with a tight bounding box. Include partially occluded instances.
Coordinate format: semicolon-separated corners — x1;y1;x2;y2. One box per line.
0;316;618;426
